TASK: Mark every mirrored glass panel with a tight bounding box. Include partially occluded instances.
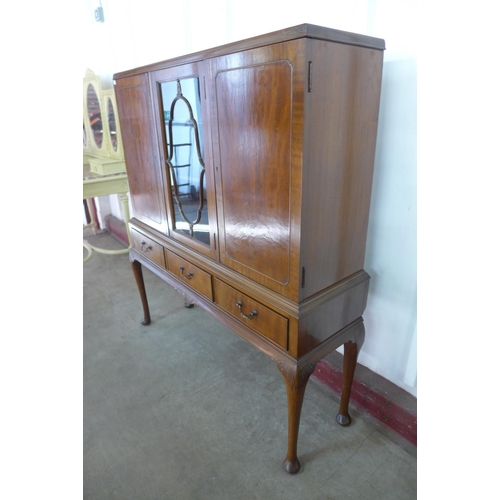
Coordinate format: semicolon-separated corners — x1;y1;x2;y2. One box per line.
107;98;118;151
87;84;103;148
160;78;209;246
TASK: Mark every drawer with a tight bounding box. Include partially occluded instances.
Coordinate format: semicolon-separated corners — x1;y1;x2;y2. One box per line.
166;250;213;301
130;229;165;268
214;279;288;350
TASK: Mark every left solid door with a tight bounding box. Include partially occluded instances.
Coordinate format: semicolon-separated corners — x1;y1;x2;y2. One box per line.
114;73;168;233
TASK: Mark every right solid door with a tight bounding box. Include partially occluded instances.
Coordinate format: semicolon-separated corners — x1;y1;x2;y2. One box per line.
208;40;306;301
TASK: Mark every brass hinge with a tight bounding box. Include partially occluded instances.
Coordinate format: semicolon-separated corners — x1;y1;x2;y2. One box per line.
308;62;312;92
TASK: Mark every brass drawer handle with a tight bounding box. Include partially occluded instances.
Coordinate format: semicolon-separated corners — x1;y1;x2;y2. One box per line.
141;241;153;252
180;265;194;280
236;300;258;320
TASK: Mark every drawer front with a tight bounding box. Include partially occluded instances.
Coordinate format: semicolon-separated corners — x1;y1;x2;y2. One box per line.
130;229;165;268
214;279;288;350
166;250;213;301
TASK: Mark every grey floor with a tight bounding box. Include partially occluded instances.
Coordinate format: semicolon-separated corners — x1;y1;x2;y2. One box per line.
83;231;417;500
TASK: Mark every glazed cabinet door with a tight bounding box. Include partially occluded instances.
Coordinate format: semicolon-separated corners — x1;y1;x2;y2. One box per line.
114;73;167;232
207;40;307;301
151;62;218;260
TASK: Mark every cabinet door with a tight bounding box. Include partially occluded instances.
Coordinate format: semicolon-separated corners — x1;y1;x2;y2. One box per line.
208;40;306;301
151;62;218;260
114;73;167;232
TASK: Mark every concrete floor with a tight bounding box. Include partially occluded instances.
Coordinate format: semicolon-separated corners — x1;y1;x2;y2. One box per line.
83;231;417;499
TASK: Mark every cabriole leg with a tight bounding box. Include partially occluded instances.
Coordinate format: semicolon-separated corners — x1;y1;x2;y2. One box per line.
336;341;359;426
276;361;317;474
131;259;151;326
337;323;365;426
336;322;365;426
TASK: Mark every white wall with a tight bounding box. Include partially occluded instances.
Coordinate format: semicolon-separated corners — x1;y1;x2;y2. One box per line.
83;0;417;396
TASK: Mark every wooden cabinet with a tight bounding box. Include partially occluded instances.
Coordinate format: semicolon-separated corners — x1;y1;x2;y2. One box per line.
114;24;385;474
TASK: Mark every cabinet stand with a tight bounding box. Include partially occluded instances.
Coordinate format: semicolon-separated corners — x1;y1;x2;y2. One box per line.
131;259;364;473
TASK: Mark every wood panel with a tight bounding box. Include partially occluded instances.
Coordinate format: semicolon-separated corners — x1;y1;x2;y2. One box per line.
166;249;213;301
215;61;292;283
300;40;384;299
297;277;370;356
214;278;288;350
209;40;306;301
130;229;166;269
114;74;167;231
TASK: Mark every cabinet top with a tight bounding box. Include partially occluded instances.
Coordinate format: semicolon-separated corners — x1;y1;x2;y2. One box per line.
114;23;385;79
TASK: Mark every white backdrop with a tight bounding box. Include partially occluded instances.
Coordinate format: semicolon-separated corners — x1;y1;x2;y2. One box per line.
83;0;417;396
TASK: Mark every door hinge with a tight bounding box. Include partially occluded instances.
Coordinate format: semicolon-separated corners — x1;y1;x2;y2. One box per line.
308;61;312;93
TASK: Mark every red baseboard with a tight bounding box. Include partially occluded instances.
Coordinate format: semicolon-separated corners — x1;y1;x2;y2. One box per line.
312;359;417;446
104;215;129;247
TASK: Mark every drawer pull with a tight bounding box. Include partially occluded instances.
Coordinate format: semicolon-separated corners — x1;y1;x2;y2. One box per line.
141;241;153;252
236;300;258;320
179;265;194;280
